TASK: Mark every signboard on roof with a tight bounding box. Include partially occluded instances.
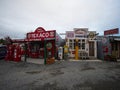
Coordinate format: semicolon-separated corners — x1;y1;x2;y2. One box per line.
66;31;75;38
88;31;96;38
104;28;119;35
27;27;56;41
74;28;88;37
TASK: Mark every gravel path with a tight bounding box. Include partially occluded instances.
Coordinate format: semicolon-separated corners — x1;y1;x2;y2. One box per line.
0;60;120;90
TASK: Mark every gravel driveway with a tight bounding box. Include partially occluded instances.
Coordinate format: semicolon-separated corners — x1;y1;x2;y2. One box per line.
0;59;120;90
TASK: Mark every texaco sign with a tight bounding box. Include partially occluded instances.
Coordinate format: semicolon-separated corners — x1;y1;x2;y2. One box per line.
27;27;56;41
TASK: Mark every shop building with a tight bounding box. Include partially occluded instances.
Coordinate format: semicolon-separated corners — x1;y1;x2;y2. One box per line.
12;27;63;59
97;28;120;61
97;36;120;61
65;28;97;60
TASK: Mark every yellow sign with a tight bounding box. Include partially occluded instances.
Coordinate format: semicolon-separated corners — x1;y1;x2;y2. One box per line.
64;45;68;53
89;32;95;38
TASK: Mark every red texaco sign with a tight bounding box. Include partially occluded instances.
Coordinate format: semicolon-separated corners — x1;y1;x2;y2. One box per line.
104;28;119;35
26;27;56;41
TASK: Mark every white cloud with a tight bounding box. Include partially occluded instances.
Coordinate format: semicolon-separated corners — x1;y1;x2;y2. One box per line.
0;0;120;38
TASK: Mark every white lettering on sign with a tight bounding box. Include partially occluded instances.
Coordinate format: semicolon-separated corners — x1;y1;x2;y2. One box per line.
30;33;50;38
27;31;55;40
45;32;49;37
50;32;54;37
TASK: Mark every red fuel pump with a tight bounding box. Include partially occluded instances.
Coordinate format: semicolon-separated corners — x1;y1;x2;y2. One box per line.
14;44;21;62
5;45;14;61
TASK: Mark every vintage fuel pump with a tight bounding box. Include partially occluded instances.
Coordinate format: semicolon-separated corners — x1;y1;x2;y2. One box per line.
64;45;69;60
58;47;63;60
5;45;14;61
14;44;21;62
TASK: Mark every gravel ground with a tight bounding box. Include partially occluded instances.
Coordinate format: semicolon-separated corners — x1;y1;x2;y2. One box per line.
0;59;120;90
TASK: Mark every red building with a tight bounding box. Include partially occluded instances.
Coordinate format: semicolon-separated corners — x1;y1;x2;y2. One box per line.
25;27;56;59
12;27;63;59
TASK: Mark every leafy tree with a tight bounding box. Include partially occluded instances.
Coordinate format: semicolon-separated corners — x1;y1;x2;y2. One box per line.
0;38;7;45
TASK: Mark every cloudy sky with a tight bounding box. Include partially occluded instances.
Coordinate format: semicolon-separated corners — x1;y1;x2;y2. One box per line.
0;0;120;38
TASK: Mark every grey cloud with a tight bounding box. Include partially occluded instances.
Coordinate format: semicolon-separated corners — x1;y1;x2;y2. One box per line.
0;0;120;39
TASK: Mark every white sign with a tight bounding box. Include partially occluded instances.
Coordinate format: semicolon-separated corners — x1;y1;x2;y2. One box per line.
114;38;120;41
88;31;96;38
66;31;75;38
74;28;88;37
102;37;107;44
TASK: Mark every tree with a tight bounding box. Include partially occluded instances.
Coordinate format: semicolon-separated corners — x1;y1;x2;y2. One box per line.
4;36;13;45
0;38;4;44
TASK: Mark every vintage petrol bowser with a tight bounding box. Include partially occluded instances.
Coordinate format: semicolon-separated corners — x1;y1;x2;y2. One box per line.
14;44;21;62
5;45;14;61
58;47;63;60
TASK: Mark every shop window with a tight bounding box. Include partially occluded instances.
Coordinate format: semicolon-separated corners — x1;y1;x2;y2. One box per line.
69;39;75;49
78;43;81;49
69;43;72;49
70;40;72;42
78;39;86;50
69;39;86;50
82;43;85;49
78;40;81;42
82;39;85;42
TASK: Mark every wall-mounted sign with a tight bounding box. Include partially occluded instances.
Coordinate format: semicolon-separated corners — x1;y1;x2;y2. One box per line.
74;28;88;35
46;42;52;50
104;28;119;35
74;28;88;37
64;45;68;53
102;37;107;44
66;31;75;38
88;31;96;38
114;38;120;41
27;27;56;41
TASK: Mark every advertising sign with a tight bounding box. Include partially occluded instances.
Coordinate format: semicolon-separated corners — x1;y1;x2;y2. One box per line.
66;31;75;38
27;27;56;41
104;28;119;35
74;28;88;37
88;31;96;38
64;45;68;53
102;37;107;44
58;47;63;60
46;42;52;50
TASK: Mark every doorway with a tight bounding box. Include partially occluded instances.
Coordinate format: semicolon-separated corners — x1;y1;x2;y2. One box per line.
89;41;94;56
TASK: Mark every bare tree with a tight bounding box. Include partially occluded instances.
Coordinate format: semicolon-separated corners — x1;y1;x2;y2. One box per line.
4;36;13;45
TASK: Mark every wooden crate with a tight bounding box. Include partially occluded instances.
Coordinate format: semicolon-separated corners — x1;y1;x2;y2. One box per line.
46;58;55;64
